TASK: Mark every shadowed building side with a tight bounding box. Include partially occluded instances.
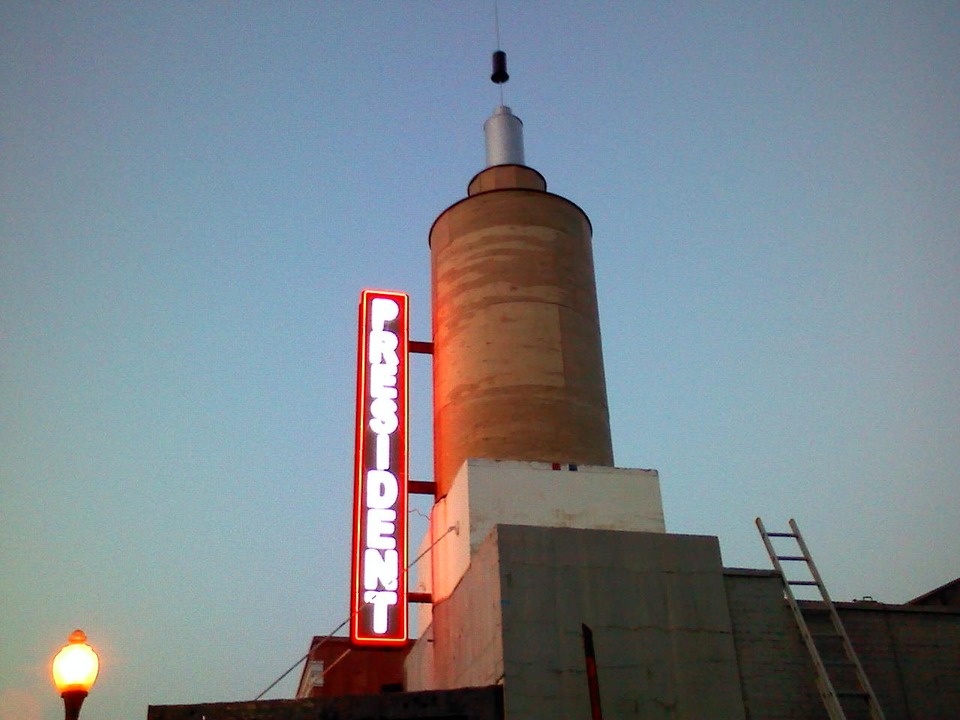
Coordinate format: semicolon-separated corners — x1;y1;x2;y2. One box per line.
430;163;614;499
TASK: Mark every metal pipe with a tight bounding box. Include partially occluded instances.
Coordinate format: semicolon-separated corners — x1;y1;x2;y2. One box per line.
484;105;525;167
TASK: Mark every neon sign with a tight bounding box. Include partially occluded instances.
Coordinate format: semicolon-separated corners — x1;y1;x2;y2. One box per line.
350;289;409;646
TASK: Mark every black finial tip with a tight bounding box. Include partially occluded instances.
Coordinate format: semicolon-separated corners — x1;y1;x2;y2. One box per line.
491;50;509;84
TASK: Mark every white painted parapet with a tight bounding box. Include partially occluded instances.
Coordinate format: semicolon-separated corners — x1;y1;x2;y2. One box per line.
413;458;663;632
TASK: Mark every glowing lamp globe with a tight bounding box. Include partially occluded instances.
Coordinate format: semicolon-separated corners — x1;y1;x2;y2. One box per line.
52;630;99;695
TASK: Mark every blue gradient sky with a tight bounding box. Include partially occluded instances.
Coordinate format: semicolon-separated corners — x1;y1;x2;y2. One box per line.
2;3;958;719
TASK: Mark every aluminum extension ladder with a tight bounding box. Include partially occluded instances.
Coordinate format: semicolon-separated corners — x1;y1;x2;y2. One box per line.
756;518;886;720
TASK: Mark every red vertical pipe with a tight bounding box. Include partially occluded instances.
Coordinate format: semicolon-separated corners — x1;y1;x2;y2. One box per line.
582;623;603;720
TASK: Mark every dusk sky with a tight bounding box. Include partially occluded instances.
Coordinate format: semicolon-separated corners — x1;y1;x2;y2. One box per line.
2;3;958;719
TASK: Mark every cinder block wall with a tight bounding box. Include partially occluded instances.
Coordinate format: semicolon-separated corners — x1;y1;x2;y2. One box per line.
723;570;828;719
724;569;960;720
837;602;960;718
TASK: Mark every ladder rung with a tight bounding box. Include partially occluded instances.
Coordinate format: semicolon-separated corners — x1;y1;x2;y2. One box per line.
757;519;886;719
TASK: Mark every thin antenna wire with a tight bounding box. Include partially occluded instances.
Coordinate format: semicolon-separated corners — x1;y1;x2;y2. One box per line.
253;616;350;700
253;524;459;700
410;522;458;568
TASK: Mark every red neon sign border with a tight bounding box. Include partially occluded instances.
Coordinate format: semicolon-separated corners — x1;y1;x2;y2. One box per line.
350;289;409;646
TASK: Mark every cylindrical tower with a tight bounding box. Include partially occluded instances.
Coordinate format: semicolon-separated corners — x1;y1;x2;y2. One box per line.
430;151;614;498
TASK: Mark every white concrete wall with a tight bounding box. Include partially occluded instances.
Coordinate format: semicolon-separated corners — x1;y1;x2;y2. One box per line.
409;525;747;720
494;525;746;720
413;458;663;633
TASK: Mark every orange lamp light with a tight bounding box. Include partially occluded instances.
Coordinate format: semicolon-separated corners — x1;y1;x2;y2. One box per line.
53;630;99;693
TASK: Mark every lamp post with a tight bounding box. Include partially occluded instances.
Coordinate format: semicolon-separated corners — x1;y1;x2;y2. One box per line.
52;630;99;720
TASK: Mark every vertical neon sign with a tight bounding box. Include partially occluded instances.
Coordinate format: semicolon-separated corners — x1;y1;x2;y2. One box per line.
351;289;409;646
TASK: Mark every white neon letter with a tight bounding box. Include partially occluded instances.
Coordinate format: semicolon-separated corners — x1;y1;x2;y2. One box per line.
369;330;399;367
366;469;399;509
366;508;397;550
369;362;398;399
363;548;399;591
370;298;399;331
368;397;398;434
376;433;392;470
363;590;398;634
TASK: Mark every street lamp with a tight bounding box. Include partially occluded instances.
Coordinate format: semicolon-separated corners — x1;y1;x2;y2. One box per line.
52;630;99;720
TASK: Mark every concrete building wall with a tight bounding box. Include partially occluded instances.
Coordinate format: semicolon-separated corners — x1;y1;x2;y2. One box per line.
154;536;958;720
834;602;960;719
148;685;504;720
724;569;960;720
723;570;827;719
430;165;614;498
406;521;505;693
412;459;664;632
496;525;746;720
409;524;747;720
